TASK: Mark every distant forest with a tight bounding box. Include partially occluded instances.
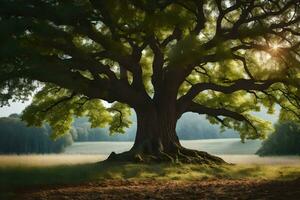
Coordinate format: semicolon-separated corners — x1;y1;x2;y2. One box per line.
0;113;237;154
72;113;238;141
0;114;73;154
256;122;300;156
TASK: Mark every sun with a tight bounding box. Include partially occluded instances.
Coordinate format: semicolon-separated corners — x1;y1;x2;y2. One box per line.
270;43;281;51
271;44;280;51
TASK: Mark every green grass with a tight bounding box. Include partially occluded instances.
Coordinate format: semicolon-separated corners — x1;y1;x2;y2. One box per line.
1;157;300;200
0;164;299;200
1;162;300;190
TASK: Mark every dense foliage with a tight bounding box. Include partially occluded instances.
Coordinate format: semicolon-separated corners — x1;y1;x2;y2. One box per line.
0;0;299;141
256;122;300;156
0;115;73;154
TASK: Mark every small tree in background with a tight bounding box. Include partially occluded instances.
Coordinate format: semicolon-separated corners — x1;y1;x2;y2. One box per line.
1;0;300;163
257;121;300;156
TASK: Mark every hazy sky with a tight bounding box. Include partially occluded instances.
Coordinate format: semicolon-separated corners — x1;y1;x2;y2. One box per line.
0;99;32;117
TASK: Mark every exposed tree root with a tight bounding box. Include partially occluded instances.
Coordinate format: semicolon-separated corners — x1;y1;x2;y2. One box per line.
106;147;226;165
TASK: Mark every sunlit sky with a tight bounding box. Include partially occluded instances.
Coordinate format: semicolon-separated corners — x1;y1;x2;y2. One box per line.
0;99;32;117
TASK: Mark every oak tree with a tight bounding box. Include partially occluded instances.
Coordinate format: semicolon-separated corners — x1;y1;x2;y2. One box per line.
1;0;300;163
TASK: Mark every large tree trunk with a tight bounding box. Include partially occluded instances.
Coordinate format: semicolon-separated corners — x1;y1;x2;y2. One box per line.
107;104;226;164
131;106;180;154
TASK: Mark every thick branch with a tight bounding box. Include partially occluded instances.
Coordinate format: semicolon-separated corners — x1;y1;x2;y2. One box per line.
188;101;257;133
149;36;165;101
188;102;246;121
161;26;182;47
177;79;281;115
192;0;206;34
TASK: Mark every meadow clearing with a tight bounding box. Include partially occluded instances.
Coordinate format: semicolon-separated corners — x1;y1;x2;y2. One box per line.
1;139;300;199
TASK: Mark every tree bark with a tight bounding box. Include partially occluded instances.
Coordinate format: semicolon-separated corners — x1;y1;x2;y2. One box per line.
107;104;226;164
131;106;180;154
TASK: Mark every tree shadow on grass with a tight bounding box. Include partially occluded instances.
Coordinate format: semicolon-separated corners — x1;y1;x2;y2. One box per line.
1;161;300;199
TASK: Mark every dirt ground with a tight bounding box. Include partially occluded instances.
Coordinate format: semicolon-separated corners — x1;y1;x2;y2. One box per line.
18;178;300;200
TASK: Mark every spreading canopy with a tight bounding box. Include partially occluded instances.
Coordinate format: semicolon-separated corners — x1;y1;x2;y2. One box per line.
1;0;300;140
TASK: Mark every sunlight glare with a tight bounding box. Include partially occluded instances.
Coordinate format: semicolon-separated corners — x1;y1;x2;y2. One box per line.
271;44;279;51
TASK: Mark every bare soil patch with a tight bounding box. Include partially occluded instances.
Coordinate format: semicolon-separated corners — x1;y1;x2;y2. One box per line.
19;178;300;200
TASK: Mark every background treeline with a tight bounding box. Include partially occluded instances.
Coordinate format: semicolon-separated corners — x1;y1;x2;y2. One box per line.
256;121;300;156
2;114;300;155
0;114;73;154
0;113;238;154
71;113;238;142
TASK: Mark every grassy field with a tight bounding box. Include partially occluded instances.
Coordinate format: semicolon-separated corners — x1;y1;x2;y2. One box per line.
1;155;300;199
